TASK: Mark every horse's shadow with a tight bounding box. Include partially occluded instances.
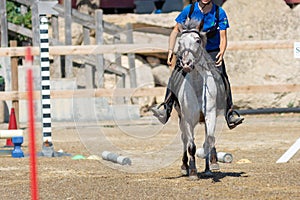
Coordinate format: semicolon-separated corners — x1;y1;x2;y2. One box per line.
198;171;247;182
163;171;247;182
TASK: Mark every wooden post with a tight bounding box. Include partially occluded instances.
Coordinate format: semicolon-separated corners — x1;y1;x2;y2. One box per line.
83;26;94;88
83;26;90;45
113;34;125;103
113;34;122;67
126;23;137;88
0;0;8;47
0;0;10;93
95;9;104;88
51;15;62;78
64;0;73;78
85;63;94;89
31;0;40;47
10;40;19;124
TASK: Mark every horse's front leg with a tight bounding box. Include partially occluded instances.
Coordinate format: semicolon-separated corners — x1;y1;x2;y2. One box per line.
180;128;189;176
203;124;220;172
188;141;197;178
181;140;197;178
180;120;198;179
181;150;189;176
203;73;220;173
203;112;220;173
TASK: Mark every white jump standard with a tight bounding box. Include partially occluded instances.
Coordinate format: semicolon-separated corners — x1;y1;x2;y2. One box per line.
40;15;52;144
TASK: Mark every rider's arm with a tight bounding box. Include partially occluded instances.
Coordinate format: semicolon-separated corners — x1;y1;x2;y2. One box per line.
216;29;227;66
167;23;180;66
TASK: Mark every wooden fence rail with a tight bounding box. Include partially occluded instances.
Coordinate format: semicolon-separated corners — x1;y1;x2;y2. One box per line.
0;39;295;57
0;84;299;101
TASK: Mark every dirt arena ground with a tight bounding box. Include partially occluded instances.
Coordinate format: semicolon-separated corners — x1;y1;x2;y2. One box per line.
0;113;299;200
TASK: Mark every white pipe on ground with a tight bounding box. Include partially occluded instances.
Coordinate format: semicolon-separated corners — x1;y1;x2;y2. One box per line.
102;151;131;165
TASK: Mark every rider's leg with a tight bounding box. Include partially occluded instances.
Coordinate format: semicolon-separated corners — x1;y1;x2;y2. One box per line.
219;61;244;128
207;50;244;129
151;61;184;124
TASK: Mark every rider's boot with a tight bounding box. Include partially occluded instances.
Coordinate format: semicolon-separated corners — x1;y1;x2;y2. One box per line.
223;78;244;129
151;90;174;124
151;107;170;124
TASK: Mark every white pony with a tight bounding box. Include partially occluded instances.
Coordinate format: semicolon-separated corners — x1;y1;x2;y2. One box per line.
169;19;226;178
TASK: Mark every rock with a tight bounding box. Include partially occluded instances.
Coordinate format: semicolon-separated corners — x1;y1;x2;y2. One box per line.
146;56;161;67
236;159;252;164
152;65;171;86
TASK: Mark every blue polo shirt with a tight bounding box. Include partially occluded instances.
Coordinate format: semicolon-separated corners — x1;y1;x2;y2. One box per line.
175;3;229;51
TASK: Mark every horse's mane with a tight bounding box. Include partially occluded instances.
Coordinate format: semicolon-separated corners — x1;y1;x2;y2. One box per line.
181;19;201;31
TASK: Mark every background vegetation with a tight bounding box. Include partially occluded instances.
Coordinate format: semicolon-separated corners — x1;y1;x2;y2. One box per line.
6;1;32;45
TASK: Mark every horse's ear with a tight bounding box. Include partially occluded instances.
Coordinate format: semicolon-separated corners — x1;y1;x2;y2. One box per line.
197;19;204;31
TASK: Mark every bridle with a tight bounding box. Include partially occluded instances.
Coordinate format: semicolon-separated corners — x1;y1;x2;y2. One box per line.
181;29;202;38
177;29;205;71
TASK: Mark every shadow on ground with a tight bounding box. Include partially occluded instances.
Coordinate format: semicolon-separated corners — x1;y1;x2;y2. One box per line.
163;171;247;182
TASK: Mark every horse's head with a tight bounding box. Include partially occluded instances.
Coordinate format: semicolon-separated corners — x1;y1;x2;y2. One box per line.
177;20;207;73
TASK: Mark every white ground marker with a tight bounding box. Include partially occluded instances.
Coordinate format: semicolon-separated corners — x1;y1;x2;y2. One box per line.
277;42;300;163
276;138;300;163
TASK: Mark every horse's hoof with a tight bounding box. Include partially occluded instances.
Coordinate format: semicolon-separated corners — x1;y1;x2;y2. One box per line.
189;174;199;180
188;169;198;180
181;165;189;176
210;163;220;171
181;169;188;176
189;168;198;177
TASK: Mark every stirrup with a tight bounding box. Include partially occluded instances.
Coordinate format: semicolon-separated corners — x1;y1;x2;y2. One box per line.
150;105;169;124
156;102;165;110
226;110;244;129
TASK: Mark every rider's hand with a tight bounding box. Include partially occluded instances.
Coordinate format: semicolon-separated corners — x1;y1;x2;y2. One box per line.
167;50;173;66
215;52;224;67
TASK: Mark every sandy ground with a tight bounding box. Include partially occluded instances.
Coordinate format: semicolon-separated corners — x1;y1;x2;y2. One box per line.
0;113;299;200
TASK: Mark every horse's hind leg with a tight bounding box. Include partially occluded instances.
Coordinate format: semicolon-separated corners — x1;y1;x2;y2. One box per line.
204;147;218;176
203;135;219;174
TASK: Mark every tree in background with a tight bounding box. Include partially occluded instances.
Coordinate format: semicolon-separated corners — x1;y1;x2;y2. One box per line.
6;1;32;46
